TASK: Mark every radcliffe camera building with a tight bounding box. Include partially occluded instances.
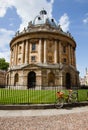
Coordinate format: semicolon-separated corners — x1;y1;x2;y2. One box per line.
7;9;79;89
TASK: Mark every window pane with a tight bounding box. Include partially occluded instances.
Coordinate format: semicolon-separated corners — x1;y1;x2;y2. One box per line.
31;56;36;61
32;44;36;51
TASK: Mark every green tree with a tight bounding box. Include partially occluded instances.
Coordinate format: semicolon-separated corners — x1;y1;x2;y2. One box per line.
0;58;9;71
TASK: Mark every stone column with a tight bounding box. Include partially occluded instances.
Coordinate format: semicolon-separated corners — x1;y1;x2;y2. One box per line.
74;48;76;67
59;72;63;89
54;40;57;63
68;44;71;65
10;49;12;67
25;40;28;64
72;47;74;65
14;44;17;65
70;46;73;65
27;40;29;63
29;42;31;63
44;39;47;63
59;41;62;63
15;44;17;65
16;44;18;65
14;46;16;65
39;39;42;63
22;41;25;64
10;71;11;86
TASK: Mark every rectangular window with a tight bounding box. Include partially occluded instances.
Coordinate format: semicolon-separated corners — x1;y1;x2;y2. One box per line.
32;43;36;51
63;58;66;63
31;56;36;62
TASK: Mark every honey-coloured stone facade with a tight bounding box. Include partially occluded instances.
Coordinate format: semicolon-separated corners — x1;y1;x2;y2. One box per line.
0;70;6;86
6;9;79;89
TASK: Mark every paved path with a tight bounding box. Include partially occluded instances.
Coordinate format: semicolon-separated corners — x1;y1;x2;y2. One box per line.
0;106;88;130
0;106;88;117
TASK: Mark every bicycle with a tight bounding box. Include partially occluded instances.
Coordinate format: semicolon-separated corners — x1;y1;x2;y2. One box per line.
55;90;78;108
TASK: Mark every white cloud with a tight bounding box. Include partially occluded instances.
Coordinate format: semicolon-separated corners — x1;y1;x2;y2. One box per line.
83;13;88;24
0;28;14;62
83;18;88;24
0;0;14;17
58;13;70;32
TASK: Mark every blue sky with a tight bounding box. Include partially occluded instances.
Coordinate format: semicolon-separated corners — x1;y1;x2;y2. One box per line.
0;0;88;78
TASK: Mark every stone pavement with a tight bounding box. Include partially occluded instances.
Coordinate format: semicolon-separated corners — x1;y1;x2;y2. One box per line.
0;106;88;117
0;106;88;130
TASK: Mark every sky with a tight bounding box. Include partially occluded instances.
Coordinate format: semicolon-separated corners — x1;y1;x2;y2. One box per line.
0;0;88;78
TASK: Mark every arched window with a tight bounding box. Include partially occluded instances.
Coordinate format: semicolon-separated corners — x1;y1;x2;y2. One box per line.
48;52;53;63
48;72;55;86
18;58;21;64
14;73;19;85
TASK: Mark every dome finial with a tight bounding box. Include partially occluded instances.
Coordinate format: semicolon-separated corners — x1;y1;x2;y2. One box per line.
40;8;47;15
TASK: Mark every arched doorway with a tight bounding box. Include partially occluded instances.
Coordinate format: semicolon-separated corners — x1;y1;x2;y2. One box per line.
14;73;19;86
66;73;71;89
28;71;36;89
48;72;55;86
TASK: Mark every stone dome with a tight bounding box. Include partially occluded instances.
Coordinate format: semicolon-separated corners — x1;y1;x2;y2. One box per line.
33;9;57;28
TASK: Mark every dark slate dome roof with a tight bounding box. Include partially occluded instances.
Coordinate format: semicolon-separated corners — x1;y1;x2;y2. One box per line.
33;9;57;28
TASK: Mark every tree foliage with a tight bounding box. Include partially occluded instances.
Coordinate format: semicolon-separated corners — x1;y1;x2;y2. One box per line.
0;58;9;71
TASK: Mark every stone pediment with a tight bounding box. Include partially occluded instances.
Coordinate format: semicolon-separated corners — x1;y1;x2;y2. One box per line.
22;64;41;70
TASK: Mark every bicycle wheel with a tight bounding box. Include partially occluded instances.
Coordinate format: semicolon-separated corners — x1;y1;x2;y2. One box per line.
55;98;64;108
70;91;78;103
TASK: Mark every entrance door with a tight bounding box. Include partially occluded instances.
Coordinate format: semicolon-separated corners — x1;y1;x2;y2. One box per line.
28;71;36;89
66;73;71;89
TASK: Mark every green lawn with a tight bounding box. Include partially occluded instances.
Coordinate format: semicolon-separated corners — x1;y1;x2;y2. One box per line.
77;89;88;102
0;89;88;104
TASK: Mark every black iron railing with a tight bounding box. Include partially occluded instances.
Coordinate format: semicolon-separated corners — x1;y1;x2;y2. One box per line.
0;85;87;104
